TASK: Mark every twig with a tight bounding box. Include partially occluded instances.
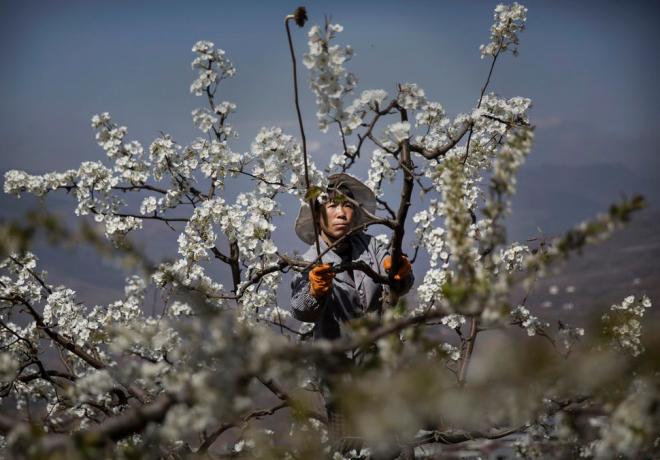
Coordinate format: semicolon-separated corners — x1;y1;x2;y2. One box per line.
285;8;322;258
457;316;478;387
461;45;503;165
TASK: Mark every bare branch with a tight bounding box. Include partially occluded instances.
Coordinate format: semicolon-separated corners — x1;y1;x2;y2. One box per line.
457;316;478;387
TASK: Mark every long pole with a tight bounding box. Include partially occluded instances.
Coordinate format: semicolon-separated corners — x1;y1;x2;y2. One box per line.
285;8;322;258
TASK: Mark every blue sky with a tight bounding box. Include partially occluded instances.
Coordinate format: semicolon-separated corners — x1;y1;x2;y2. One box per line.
2;0;658;167
1;1;658;305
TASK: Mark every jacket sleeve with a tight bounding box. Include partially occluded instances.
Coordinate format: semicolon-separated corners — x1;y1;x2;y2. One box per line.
290;269;329;323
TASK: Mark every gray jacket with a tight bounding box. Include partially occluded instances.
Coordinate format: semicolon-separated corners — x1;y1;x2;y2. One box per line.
290;233;414;340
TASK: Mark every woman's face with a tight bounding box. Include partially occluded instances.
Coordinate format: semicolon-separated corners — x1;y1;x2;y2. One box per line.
319;199;355;243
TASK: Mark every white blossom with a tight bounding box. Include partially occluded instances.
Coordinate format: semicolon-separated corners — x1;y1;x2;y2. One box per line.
441;314;466;330
140;196;158;215
397;83;427;110
304;22;356;133
385;121;411;144
190;41;236;95
343;89;389;134
602;294;652;356
191;108;218;133
510;305;548;336
480;2;528;58
1;7;656;457
364;149;395;197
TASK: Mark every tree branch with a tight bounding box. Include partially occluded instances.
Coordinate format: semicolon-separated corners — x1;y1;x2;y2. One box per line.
457;316;478;387
387;106;415;305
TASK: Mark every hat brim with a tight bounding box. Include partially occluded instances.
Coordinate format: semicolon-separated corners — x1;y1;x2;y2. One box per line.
295;173;377;245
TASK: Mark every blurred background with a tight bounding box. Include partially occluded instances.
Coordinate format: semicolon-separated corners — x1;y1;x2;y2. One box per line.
1;0;658;327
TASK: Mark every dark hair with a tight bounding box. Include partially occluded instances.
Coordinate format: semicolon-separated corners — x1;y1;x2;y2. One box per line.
313;184;355;215
326;184;354;201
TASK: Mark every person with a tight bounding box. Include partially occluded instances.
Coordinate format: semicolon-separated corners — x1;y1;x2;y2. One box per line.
289;173;414;455
290;173;414;340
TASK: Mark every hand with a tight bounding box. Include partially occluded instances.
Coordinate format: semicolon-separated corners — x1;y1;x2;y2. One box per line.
308;263;335;297
383;255;412;281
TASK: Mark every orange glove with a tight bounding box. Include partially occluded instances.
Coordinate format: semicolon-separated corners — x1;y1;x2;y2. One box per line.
383;255;412;281
308;263;335;297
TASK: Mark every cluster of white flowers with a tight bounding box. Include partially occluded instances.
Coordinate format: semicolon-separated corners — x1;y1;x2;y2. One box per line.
397;83;427;111
190;40;236;96
230;192;279;262
188;40;241;187
191;107;218;133
92;112;150;184
343;89;389;134
364;149;396;197
557;323;585;355
490;124;533;197
439;342;461;361
510;305;548;336
416;114;471;163
602;295;652;357
2;7;657;457
193;138;242;190
152;259;225;304
6;155;150;245
0;252;193;431
415;102;446;128
232;194;285;321
146;134;204;212
149;135;196;183
214;101;237;117
384;121;411;145
416;268;449;312
177;197;229;264
140;196;158;215
412;196;453;314
476;125;533;251
496;242;530;273
43;287;91;345
4;159;124;226
435;157;480;279
412;199;449;267
327;152;350;171
168;300;193;317
441;314;466;330
74;161;119;213
480;2;528;58
147;137;179;187
69;369;115;405
41;275;146;349
110;316;181;365
102;214;143;243
0;253;45;305
174;188;281;317
479;94;531;130
332;448;371;459
303;23;357;132
373;233;390;247
250;127;325;196
3;169;76;198
119;275;146;314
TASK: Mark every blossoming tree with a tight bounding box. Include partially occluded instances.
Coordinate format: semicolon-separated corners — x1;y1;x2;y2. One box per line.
1;4;657;459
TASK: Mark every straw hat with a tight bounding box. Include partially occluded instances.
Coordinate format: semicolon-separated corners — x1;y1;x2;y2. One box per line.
294;173;377;245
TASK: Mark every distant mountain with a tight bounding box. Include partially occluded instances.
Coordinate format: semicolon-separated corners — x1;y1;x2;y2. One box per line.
523;207;660;325
508;161;659;241
529;120;660;175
